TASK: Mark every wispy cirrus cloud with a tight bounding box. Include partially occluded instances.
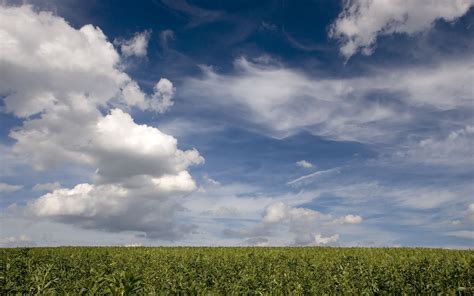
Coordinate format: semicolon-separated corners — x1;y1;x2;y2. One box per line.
182;56;473;145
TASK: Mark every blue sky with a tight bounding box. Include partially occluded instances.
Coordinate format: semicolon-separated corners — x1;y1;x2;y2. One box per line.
0;0;473;248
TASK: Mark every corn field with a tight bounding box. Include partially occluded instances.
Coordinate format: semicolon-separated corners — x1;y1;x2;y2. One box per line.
1;247;472;295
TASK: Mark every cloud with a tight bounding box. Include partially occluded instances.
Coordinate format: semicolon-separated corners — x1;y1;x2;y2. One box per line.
311;181;472;210
0;4;203;240
283;28;329;52
223;201;361;246
445;230;474;240
332;214;363;225
261;202;361;245
0;182;22;193
27;180;198;240
330;0;474;58
313;234;339;246
262;202;329;224
287;168;339;187
0;5;172;117
453;203;474;225
116;30;151;57
396;126;474;167
161;0;224;28
149;78;176;113
32;182;61;192
0;235;35;247
183;57;473;144
202;175;221;187
92;109;203;183
296;160;313;168
21;108;204;239
466;204;474;221
184;182;271;217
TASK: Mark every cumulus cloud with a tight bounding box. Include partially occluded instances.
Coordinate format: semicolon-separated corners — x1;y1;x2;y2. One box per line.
262;202;329;224
224;201;361;246
296;160;313;168
313;234;339;245
0;182;22;193
0;4;202;240
20;107;203;239
28;181;198;240
0;5;173;118
330;0;474;58
117;30;151;57
92;109;203;183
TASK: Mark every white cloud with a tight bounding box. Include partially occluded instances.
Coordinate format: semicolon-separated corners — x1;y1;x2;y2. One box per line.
31;183;128;217
397;126;474;167
0;5;173;118
296;160;313;168
0;182;22;193
330;0;474;58
117;30;151;57
21;108;203;238
27;179;198;240
287;168;339;186
0;4;203;240
1;5;125;117
313;234;339;245
120;78;175;113
202;174;221;187
332;214;363;225
262;202;329;224
149;78;176;113
92;109;203;183
158;117;225;139
32;182;61;192
222;201;362;245
183;57;473;144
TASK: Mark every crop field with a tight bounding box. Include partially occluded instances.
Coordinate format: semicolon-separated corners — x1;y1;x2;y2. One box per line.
1;247;472;295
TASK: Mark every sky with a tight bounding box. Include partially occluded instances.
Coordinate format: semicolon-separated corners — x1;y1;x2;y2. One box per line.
0;0;473;248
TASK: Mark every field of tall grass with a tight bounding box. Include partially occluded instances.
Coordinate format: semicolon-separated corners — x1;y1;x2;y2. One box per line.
1;247;472;295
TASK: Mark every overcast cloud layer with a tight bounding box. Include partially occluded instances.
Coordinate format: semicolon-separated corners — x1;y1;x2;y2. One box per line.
0;1;473;248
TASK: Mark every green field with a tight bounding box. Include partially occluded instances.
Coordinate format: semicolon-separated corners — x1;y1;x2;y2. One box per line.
1;247;472;295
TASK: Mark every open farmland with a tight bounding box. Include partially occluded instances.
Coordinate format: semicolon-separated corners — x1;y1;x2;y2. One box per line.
1;247;472;295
